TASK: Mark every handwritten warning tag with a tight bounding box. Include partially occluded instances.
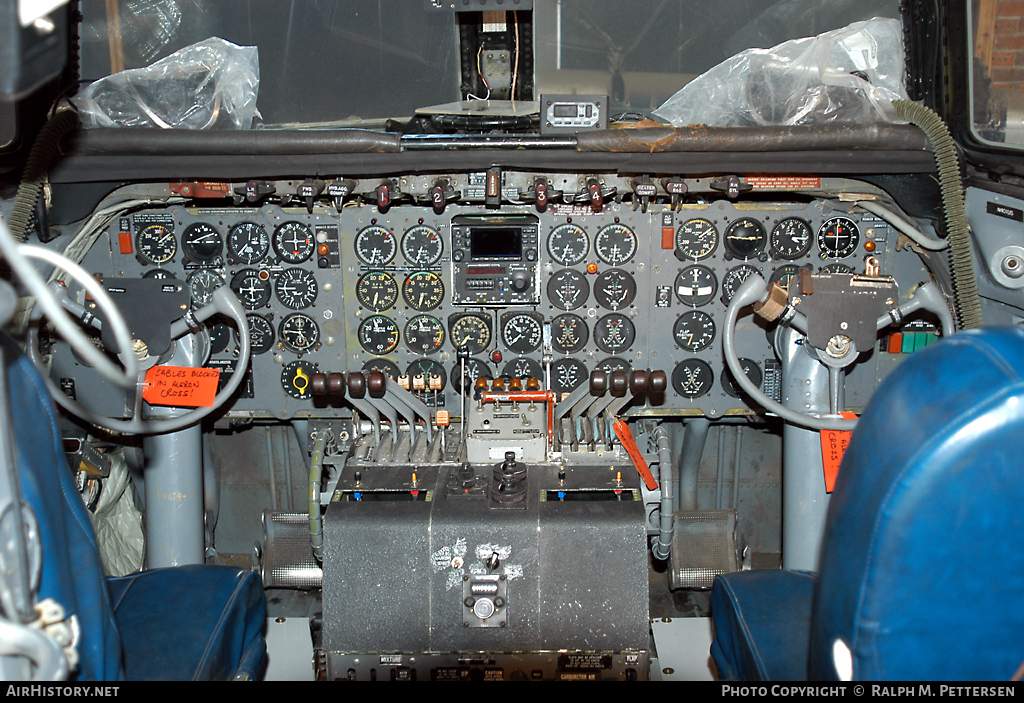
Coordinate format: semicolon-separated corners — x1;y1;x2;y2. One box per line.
820;412;858;493
143;366;220;408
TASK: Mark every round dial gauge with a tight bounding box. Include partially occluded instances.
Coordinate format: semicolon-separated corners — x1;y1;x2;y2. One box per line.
551;314;588;354
354;225;397;266
401;225;444;266
245;314;275;354
547;269;590;311
281;360;317;399
501;313;543;354
356;271;398;311
547;223;590;266
274;267;319;310
596;357;632;376
820;262;855;274
358;315;400;355
406;358;447;391
279;313;320;354
402;271;445;312
552;358;588;394
672;358;714;398
181;222;222;262
449;314;492;355
768;264;801;294
673;311;716;352
722;264;761;305
594;314;635;354
770;218;813;260
722;358;763;399
675;218;719;261
450;358;492;395
187;269;224;307
136;223;177;264
272;222;315;264
142;268;176;280
593;269;637;311
594;223;637;265
404;315;445;354
207;322;231;354
675;265;718;307
502;357;543;382
230;269;272;310
817;217;860;259
227;222;269;264
363;358;401;381
724;218;767;260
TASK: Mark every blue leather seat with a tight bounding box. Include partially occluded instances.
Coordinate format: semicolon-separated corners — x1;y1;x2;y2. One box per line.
711;328;1024;680
4;333;267;680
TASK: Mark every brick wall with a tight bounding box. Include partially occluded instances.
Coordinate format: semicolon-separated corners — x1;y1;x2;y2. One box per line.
988;1;1024;89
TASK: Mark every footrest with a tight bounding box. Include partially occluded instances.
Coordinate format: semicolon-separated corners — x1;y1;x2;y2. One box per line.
669;510;739;590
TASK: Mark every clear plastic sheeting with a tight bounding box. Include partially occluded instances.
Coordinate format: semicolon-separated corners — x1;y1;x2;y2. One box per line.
653;18;908;128
73;37;260;129
86;450;144;577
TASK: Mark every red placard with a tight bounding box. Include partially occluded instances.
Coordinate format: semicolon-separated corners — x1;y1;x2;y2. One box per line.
143;366;221;408
820;412;858;493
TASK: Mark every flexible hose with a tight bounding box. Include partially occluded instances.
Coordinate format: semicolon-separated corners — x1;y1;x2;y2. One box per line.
9;111;79;243
893;100;982;329
652;426;673;561
308;433;326;561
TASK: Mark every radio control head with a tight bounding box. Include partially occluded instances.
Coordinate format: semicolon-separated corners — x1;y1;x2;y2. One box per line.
510;270;532;292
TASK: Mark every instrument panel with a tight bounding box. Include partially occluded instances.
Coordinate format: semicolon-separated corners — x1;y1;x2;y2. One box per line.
64;194;924;421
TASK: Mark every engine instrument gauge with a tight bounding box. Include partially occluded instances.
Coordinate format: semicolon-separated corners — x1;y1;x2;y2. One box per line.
819;262;855;274
404;315;445;354
187;269;224;307
363;358;401;381
546;269;590;311
595;357;632;376
724;218;767;259
501;312;543;354
245;314;275;355
401;225;443;266
406;359;447;391
672;358;714;398
593;269;637;310
274;267;319;310
673;311;716;352
227;222;269;264
230;269;272;310
142;268;176;280
594;223;637;265
181;222;222;262
272;222;315;264
551;314;588;354
449;314;492;355
768;264;801;294
594;314;635;354
354;225;397;266
356;271;398;311
817;217;860;259
281;360;317;399
675;265;718;307
722;264;761;305
770;218;813;260
502;357;543;382
279;313;320;354
402;271;445;311
357;315;400;355
722;358;763;399
552;358;588;394
136;223;177;264
547;223;590;266
675;218;719;261
450;358;492;395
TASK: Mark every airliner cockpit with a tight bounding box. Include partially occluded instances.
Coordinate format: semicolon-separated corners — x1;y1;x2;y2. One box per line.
1;0;1023;683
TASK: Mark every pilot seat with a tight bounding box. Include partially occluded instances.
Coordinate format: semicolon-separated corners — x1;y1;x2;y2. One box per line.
3;332;267;681
710;327;1024;680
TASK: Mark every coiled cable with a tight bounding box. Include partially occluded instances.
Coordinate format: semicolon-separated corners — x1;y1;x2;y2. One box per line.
893;100;982;329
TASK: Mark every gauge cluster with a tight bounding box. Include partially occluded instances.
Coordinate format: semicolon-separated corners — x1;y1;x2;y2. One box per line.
68;194;923;421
